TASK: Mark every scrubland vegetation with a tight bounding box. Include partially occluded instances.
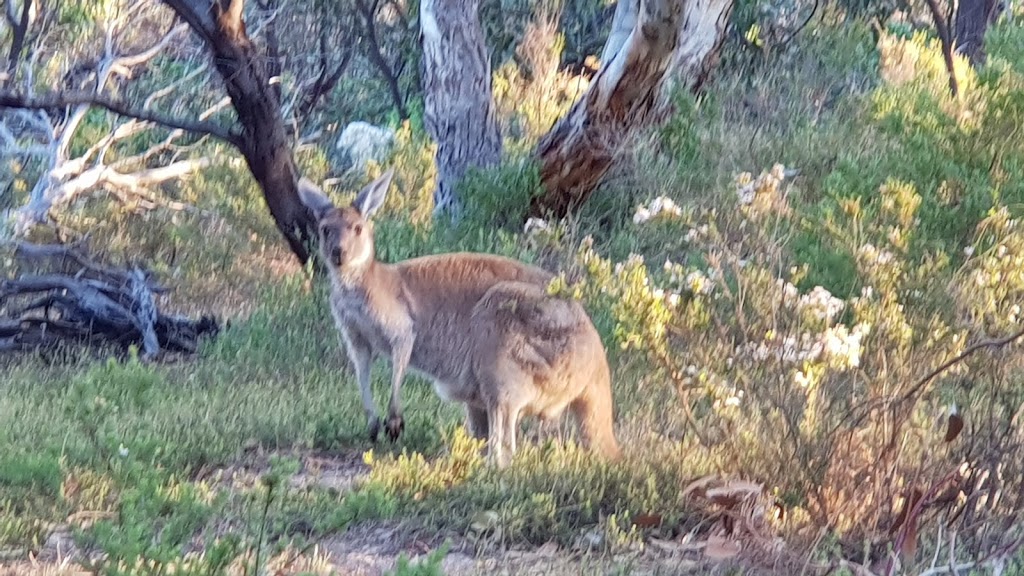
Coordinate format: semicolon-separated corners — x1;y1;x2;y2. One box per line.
3;1;1024;574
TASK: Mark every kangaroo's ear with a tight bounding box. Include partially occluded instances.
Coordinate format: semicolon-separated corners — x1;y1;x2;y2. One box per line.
297;177;334;220
353;168;394;219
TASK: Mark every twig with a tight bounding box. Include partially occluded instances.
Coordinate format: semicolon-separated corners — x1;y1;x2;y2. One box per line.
923;0;960;97
898;327;1024;405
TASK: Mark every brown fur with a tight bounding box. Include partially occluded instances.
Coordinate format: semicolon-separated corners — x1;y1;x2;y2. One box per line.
299;170;620;467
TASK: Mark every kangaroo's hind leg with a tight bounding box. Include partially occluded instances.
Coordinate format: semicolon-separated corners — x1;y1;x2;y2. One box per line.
465;405;489;440
486;403;522;469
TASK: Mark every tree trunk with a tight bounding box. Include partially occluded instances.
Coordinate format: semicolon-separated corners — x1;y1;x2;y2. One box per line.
600;0;639;65
420;0;503;219
163;0;317;264
954;0;1000;67
4;0;34;85
530;0;733;219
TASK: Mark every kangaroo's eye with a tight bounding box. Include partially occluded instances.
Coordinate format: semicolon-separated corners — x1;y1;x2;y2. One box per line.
353;224;363;236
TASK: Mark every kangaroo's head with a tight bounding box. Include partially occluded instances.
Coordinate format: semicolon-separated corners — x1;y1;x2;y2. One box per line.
298;168;394;276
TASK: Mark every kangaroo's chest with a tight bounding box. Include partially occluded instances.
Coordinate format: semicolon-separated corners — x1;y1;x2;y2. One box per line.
329;290;399;354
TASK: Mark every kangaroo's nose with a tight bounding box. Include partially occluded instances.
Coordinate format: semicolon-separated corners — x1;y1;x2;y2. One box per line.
330;247;342;266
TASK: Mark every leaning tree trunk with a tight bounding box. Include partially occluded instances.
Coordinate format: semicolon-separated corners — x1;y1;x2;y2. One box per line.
420;0;503;219
530;0;733;219
163;0;317;264
954;0;1001;67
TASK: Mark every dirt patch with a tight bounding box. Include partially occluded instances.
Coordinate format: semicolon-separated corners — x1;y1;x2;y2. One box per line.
316;521;635;576
193;448;372;494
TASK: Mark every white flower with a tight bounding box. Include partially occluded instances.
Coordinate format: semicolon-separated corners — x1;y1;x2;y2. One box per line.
633;206;652;224
776;280;800;302
797;285;846;322
666;293;681;307
997;245;1008;259
821;323;869;369
633;196;682;224
737;184;755;205
794;370;812;388
118;444;129;458
963;246;975;257
524;217;550;235
685;270;714;295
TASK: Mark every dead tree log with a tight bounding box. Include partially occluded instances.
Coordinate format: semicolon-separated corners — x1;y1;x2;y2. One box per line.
1;242;219;357
530;0;733;219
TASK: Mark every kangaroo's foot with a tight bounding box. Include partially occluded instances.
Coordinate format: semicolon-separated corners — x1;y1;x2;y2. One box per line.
386;414;405;441
367;415;382;442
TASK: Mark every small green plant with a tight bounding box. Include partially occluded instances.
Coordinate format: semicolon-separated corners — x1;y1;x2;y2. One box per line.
385;541;451;576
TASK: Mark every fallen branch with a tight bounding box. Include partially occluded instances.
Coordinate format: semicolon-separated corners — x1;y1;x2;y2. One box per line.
1;242;219;358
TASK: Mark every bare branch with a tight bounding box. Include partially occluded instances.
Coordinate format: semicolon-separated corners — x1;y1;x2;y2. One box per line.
160;0;219;44
925;0;960;97
356;0;407;118
0;92;242;146
899;327;1024;404
114;23;189;70
3;0;34;85
296;34;354;120
49;158;211;208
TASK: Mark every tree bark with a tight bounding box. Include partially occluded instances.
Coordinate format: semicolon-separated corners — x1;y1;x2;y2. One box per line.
4;0;34;85
925;0;960;97
162;0;317;264
420;0;503;219
600;0;639;65
530;0;733;219
953;0;1000;67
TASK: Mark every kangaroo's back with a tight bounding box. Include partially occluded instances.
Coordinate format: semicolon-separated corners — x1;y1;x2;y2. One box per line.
380;253;555;386
468;281;620;463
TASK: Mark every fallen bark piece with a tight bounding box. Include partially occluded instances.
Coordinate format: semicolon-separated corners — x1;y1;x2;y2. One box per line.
1;242;219;359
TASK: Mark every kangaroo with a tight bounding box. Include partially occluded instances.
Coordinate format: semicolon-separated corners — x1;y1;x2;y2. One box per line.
298;169;621;467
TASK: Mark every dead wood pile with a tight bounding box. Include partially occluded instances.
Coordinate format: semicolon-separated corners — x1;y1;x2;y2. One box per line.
1;241;219;358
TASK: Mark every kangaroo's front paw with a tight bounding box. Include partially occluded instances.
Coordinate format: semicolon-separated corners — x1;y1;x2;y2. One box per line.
367;416;382;442
385;415;405;441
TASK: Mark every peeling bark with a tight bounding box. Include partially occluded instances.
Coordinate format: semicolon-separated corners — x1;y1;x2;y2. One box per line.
420;0;503;219
530;0;733;219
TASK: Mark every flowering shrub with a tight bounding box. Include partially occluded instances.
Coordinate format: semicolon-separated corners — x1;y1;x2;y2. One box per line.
549;158;1024;561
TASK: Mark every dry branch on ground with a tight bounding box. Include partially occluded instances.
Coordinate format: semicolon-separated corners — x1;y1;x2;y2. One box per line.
0;241;219;358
